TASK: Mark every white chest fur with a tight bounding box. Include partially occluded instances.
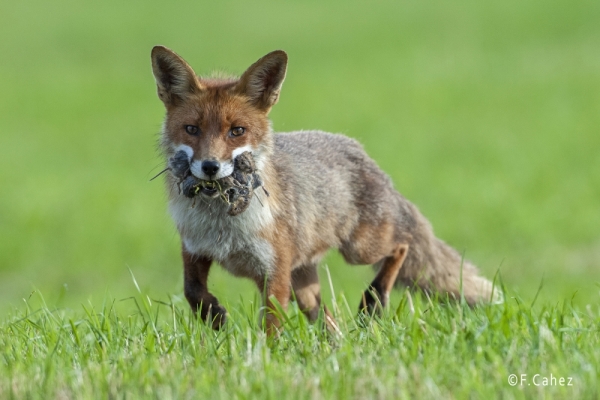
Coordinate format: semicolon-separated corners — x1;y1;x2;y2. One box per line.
169;192;275;279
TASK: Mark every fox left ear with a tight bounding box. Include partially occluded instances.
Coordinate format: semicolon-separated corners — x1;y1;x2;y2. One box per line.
236;50;288;112
151;46;202;106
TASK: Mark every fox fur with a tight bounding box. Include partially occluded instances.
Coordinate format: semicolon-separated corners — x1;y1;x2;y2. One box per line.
151;46;501;334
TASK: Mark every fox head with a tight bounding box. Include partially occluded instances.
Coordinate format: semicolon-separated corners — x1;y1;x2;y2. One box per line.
151;46;287;182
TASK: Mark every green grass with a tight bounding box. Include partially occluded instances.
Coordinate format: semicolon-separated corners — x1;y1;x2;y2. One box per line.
1;284;598;399
1;0;599;397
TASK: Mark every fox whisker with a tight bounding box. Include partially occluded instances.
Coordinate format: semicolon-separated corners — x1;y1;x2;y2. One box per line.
149;167;170;181
255;192;264;207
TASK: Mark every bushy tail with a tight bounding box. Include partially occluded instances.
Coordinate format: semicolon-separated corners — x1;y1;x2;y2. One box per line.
396;206;503;305
428;238;503;305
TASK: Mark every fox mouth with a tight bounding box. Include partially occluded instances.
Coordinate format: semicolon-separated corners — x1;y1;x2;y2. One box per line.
168;149;264;216
200;185;219;197
193;179;222;198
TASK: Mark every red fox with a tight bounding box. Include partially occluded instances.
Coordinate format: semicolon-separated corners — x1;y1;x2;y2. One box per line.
151;46;501;334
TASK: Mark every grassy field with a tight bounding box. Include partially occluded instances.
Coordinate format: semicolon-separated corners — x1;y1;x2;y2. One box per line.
1;288;598;399
1;0;599;398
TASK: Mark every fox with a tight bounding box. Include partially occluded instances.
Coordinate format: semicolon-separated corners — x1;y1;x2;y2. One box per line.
150;46;501;335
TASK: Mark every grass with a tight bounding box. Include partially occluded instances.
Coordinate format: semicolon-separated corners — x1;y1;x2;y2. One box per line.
1;282;598;399
1;0;599;397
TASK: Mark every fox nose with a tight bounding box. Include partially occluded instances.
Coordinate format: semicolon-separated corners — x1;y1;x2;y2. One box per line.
201;160;220;177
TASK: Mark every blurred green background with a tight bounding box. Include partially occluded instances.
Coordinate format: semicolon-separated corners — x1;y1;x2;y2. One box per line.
1;0;599;314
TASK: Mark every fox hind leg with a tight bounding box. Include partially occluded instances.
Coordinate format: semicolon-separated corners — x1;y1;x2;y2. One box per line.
359;243;409;316
291;265;340;335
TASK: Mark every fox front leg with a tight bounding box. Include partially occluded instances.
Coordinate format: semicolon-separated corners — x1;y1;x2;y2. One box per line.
182;249;227;330
255;254;293;337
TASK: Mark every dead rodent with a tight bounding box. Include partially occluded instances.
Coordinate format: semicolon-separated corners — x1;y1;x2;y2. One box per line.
168;150;265;216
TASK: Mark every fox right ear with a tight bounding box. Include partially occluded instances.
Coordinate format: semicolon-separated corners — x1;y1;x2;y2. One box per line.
151;46;202;106
236;50;288;112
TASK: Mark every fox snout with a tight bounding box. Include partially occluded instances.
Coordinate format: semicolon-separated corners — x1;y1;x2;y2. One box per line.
200;160;220;177
171;144;235;181
189;158;234;181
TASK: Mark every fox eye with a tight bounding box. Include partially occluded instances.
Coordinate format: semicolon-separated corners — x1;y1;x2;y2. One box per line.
230;127;245;137
185;125;199;135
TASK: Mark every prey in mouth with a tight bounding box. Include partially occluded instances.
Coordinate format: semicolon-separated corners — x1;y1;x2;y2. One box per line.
167;149;267;216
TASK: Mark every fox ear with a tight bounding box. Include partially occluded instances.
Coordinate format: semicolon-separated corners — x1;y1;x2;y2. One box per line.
151;46;202;106
236;50;287;111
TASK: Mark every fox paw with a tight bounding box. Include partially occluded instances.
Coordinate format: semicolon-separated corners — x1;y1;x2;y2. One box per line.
358;283;387;317
203;304;228;330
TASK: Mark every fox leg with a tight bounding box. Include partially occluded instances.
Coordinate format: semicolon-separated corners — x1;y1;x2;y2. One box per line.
359;243;409;316
182;248;227;330
291;265;340;334
253;254;292;336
